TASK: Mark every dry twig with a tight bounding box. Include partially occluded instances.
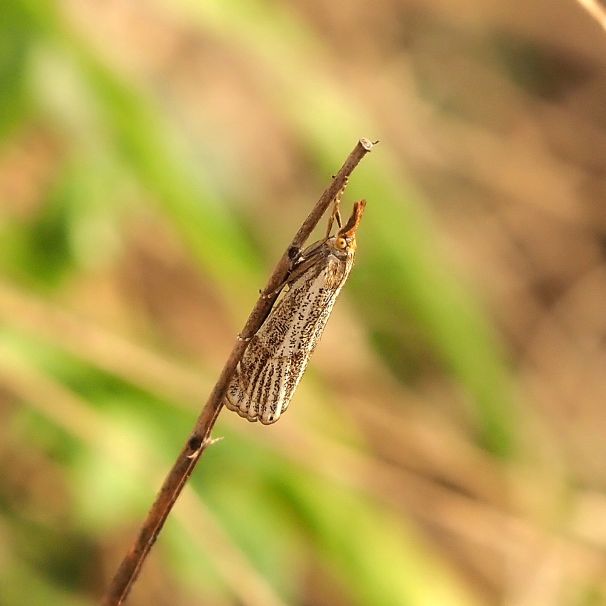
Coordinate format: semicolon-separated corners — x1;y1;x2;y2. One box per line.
101;137;376;605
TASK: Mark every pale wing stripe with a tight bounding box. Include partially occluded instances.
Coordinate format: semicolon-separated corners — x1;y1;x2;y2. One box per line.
252;356;272;420
225;348;263;420
262;357;281;424
225;364;244;412
279;357;302;415
241;348;265;417
257;360;275;421
270;356;289;424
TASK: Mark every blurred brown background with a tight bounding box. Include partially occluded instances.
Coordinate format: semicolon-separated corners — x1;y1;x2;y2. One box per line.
2;1;606;604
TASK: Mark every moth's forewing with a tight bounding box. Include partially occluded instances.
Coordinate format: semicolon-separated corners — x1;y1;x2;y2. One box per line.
225;201;364;424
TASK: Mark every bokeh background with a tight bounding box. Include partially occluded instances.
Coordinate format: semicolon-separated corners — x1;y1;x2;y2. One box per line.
2;1;606;604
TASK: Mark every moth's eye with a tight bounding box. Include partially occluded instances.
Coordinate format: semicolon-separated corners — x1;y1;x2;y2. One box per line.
336;237;347;249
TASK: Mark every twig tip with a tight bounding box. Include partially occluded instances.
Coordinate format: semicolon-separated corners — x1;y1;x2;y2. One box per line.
359;137;378;151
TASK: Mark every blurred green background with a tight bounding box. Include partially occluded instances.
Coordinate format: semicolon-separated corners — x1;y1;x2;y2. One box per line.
2;1;606;604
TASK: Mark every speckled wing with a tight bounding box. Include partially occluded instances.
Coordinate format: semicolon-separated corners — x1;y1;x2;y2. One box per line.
225;244;354;424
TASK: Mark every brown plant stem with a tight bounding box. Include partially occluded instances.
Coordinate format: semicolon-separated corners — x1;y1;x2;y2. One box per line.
101;137;376;605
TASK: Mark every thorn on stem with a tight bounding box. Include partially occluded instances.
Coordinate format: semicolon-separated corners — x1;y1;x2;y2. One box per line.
205;436;224;447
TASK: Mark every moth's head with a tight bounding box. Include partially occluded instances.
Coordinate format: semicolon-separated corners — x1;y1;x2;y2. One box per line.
330;200;366;256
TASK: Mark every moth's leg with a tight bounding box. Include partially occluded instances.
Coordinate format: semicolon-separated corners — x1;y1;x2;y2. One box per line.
325;206;343;238
325;176;348;238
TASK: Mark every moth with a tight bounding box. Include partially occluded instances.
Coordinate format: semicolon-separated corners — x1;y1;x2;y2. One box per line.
225;195;366;424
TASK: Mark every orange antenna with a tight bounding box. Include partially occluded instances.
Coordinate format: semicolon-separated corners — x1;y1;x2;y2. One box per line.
338;200;366;238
